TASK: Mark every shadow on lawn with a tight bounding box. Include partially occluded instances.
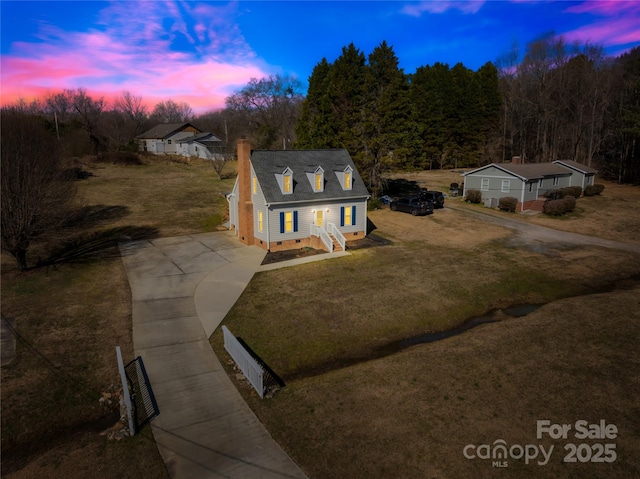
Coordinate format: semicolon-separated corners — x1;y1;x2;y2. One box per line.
63;205;130;229
40;226;159;266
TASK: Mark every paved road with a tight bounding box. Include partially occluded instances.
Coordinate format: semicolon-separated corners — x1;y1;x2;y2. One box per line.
446;203;640;254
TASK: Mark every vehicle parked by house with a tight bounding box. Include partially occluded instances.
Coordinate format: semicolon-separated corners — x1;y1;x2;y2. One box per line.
390;196;434;216
419;190;445;209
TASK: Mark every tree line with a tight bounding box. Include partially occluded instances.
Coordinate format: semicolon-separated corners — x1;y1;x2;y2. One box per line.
3;34;640;269
296;35;640;188
4;33;639;186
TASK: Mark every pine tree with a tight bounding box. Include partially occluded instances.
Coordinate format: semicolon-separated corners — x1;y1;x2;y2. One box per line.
295;58;334;148
361;41;420;193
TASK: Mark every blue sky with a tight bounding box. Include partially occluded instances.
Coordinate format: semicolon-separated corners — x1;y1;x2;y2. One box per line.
2;1;639;113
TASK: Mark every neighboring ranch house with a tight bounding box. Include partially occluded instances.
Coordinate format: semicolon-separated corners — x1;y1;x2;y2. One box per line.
462;158;597;212
552;160;598;190
227;138;370;252
136;123;225;160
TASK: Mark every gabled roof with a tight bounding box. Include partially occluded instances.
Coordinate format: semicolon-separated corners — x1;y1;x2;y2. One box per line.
463;162;572;181
135;122;201;139
553;160;598;175
251;149;370;204
177;132;222;144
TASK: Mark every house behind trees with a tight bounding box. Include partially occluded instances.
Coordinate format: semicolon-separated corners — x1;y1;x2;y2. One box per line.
135;122;225;160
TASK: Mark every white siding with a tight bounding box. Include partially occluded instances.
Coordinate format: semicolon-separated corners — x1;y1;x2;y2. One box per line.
251;165;269;243
265;199;367;244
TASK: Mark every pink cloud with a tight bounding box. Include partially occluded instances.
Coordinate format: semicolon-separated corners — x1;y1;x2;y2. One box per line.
0;1;272;113
562;1;640;48
401;1;485;16
564;1;640;16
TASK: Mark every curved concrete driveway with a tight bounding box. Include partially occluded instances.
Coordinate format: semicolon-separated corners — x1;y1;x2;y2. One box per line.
120;231;308;479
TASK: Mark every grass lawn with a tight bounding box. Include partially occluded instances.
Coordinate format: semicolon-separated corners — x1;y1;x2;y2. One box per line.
3;158;638;479
211;172;640;478
1;155;236;478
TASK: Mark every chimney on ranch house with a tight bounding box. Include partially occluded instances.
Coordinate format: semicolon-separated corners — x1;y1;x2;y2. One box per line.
237;137;254;246
511;156;522;164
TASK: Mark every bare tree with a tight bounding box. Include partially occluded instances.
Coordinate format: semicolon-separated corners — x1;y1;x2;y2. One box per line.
1;109;76;270
114;91;148;136
151;100;193;123
67;88;105;156
225;74;303;148
208;152;234;180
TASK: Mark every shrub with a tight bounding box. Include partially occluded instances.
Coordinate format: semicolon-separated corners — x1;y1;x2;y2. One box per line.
560;186;582;198
546;189;561;200
368;197;383;210
543;199;566;216
499;196;518;212
562;195;576;212
466;189;482;204
584;184;605;196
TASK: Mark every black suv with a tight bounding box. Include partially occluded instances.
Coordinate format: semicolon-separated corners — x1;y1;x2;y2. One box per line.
390;196;434;216
419;190;445;209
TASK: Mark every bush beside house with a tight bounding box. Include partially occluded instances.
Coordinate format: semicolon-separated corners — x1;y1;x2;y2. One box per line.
562;195;576;212
544;199;567;216
466;189;482;204
499;196;518;212
584;184;605;196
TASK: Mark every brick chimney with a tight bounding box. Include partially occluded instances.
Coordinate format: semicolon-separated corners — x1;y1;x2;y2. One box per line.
512;156;521;164
237;137;254;245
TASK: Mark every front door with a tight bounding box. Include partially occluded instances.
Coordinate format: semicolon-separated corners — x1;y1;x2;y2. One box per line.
315;210;324;227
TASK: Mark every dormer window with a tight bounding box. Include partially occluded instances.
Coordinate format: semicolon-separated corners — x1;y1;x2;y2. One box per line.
343;166;353;191
307;166;324;193
276;167;294;195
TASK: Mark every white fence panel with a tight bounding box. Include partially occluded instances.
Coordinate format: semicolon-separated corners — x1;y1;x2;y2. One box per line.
222;325;265;398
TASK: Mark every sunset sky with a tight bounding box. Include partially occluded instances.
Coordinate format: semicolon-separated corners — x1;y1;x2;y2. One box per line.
2;1;639;113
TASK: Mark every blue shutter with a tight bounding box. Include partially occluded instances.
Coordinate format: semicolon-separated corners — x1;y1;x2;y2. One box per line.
293;211;298;232
352;206;356;225
280;212;285;234
340;207;345;227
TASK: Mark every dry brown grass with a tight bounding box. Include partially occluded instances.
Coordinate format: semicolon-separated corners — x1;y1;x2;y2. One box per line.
385;169;640;244
1;156;236;478
212;169;640;479
255;286;640;479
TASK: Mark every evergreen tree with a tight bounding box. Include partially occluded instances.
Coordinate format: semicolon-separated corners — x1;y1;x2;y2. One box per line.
410;62;454;169
326;43;368;154
360;41;420;193
295;58;334;148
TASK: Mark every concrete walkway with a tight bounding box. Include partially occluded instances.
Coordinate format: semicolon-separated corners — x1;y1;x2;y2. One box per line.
119;231;319;479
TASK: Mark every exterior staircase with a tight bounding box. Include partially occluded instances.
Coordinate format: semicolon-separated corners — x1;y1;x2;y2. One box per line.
329;234;343;252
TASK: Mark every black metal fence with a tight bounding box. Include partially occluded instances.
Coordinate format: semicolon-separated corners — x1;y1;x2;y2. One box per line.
124;356;159;434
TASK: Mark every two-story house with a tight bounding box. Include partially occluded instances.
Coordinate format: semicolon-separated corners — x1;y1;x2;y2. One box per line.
227;139;370;252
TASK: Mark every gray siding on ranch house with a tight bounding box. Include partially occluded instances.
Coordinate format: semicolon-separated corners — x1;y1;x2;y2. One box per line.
463;163;575;206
